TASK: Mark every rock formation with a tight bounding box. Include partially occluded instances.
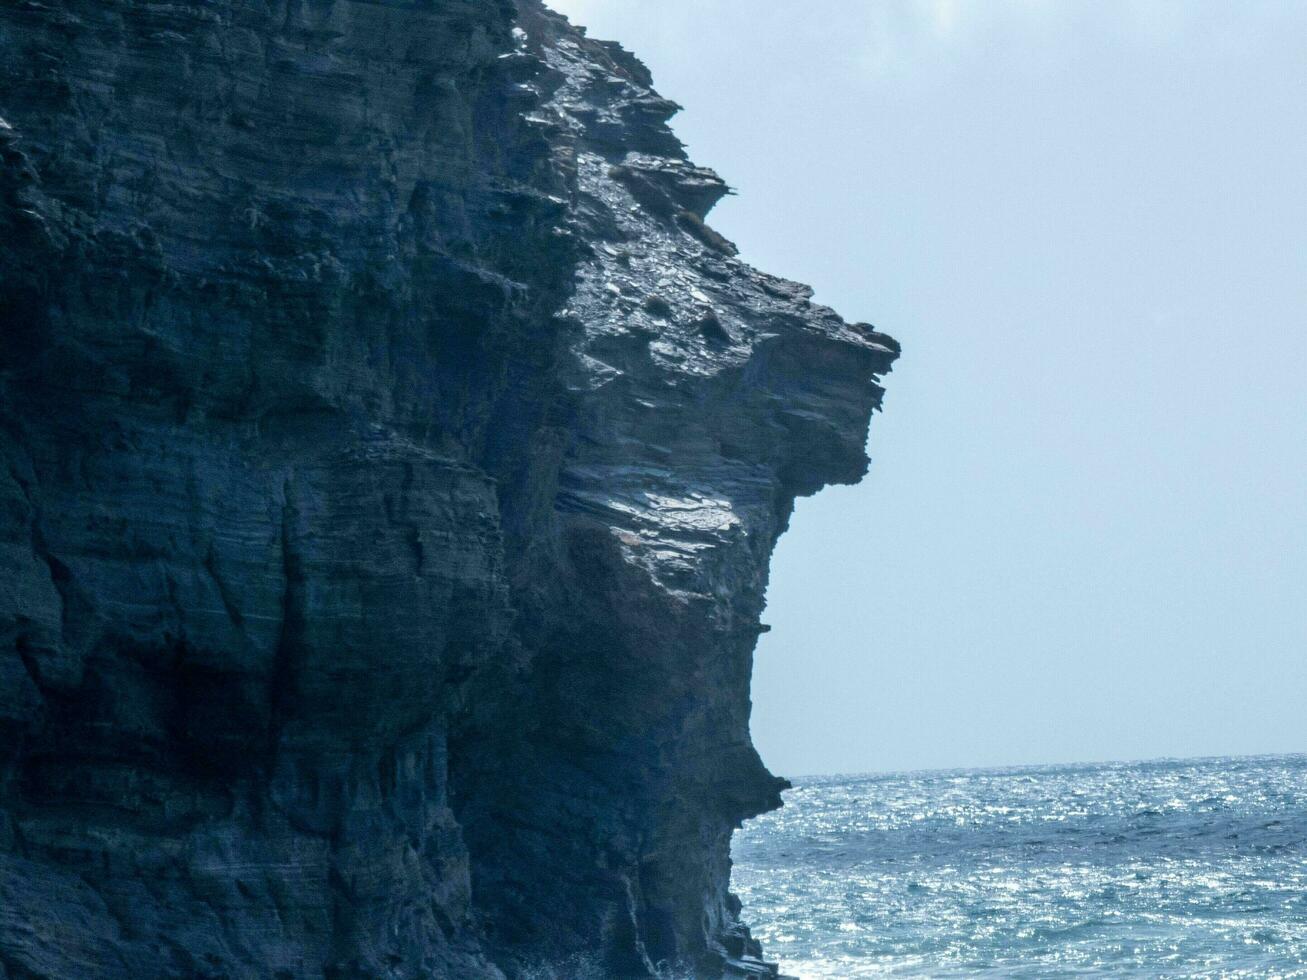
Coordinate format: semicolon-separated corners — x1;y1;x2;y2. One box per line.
0;1;897;976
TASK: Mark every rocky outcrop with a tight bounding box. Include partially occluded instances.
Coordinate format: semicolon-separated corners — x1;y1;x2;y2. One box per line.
0;2;897;977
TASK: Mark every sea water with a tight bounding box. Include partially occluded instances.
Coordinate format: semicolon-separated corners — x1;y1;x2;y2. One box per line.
731;755;1307;978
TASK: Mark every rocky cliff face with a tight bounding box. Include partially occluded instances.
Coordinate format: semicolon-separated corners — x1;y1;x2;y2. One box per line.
0;2;897;977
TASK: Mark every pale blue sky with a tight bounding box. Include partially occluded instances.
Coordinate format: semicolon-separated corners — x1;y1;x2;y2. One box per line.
547;0;1307;775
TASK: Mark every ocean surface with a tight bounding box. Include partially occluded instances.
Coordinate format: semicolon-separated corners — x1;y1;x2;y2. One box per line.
731;755;1307;978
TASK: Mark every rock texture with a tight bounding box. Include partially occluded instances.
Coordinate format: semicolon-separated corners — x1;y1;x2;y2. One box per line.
0;2;897;977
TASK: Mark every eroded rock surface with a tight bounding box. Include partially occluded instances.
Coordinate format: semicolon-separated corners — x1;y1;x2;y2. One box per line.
0;2;897;977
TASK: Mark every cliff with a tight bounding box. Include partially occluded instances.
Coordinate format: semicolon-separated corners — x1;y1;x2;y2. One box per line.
0;2;897;977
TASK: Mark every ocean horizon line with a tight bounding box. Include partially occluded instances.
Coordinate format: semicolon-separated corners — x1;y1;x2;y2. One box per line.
778;749;1307;784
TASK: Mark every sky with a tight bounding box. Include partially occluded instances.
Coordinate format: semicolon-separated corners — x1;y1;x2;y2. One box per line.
546;0;1307;776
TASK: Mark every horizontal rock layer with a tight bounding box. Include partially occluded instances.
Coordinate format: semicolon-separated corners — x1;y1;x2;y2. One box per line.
0;1;897;977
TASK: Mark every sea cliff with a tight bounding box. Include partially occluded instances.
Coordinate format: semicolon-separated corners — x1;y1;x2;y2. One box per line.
0;2;896;976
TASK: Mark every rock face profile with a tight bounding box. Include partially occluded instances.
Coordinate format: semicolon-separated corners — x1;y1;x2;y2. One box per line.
0;1;897;977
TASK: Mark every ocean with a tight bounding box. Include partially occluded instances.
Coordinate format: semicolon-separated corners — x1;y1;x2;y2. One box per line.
731;755;1307;978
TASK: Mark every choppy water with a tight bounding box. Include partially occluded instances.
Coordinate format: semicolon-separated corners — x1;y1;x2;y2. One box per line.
731;755;1307;978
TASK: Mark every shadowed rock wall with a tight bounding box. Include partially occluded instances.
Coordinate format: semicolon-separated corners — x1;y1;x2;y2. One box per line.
0;2;897;977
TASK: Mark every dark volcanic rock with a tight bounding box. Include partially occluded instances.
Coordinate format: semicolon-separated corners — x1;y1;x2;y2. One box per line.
0;2;898;977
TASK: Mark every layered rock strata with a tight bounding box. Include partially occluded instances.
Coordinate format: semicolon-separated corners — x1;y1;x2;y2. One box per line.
0;1;897;976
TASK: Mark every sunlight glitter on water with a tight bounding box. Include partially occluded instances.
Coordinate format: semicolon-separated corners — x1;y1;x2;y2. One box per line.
731;755;1307;978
